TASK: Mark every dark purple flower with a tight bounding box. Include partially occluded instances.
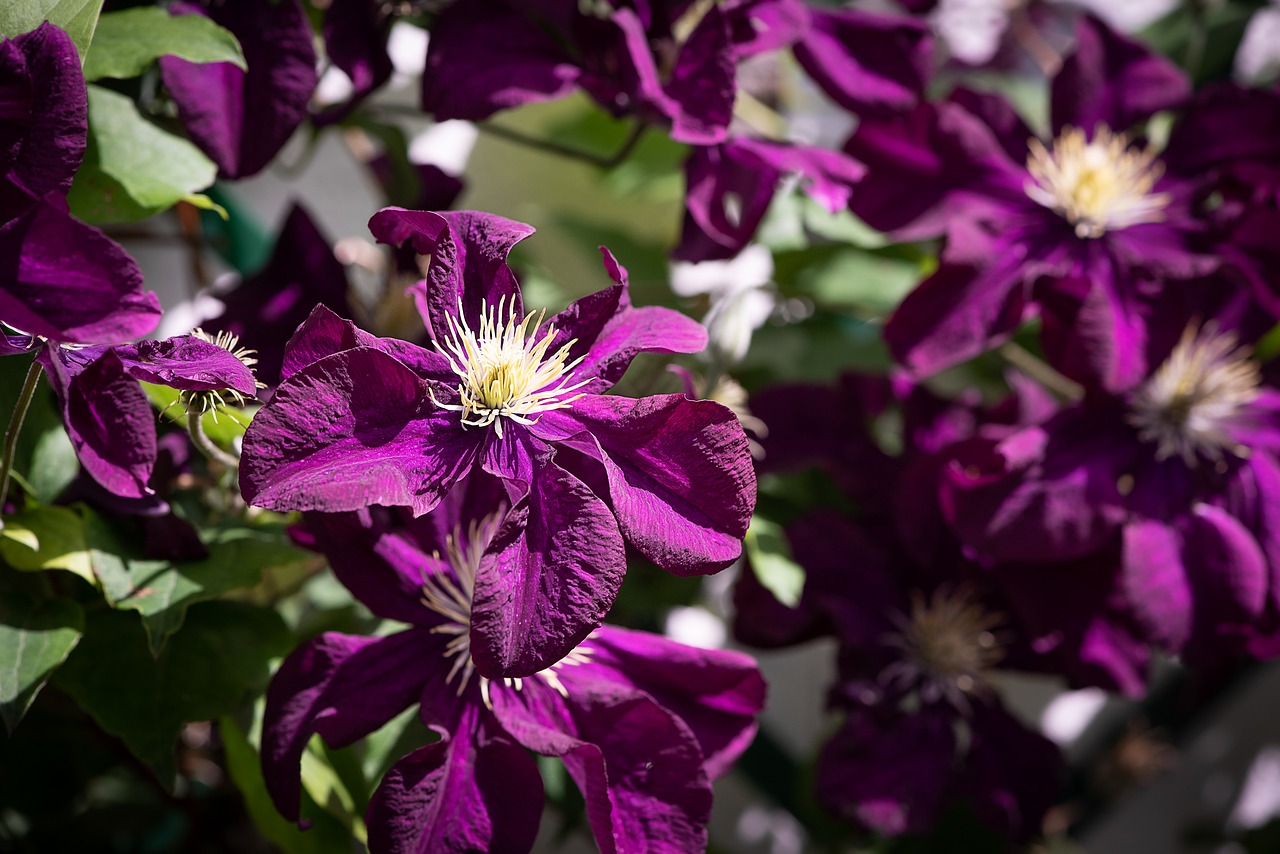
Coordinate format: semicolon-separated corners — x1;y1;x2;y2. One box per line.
0;22;86;223
205;203;352;389
240;209;756;676
674;136;865;262
313;0;395;125
940;307;1280;665
848;16;1209;392
262;493;765;853
36;332;259;498
422;0;802;144
159;0;318;179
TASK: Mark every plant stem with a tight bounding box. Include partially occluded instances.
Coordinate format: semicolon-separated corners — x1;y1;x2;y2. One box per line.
998;342;1084;402
478;119;648;169
0;356;43;524
187;409;240;470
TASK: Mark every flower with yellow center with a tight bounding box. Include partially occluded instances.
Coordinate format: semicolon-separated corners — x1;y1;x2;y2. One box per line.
1025;125;1171;239
1128;324;1261;467
431;297;592;437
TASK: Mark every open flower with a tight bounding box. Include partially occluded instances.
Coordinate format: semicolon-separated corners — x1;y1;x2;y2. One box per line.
240;209;757;676
262;488;765;854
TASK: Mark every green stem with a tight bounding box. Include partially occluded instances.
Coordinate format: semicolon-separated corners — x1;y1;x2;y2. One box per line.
476;119;648;169
0;356;43;524
998;342;1084;402
187;409;240;469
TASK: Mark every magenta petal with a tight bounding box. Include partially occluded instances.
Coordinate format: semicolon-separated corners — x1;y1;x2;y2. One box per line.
583;625;765;779
159;0;317;178
1037;276;1148;395
1121;519;1192;651
491;684;712;854
262;630;434;822
884;256;1026;379
278;304;449;383
239;347;479;515
469;456;626;678
0;200;160;344
41;347;155;499
1185;503;1268;626
535;395;756;576
1051;14;1188;134
793;7;931;116
662;6;735;145
367;717;544;854
113;335;257;395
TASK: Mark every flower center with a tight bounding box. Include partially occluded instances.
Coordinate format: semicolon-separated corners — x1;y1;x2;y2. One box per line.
882;585;1004;711
181;328;262;417
1025;125;1171;239
1128;324;1261;467
433;297;590;437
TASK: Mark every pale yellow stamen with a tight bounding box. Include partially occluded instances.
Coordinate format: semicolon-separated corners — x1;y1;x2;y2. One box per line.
432;297;591;437
1025;125;1171;239
1128;324;1261;467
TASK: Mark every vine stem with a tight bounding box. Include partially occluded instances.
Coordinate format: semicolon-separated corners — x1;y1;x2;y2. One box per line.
477;119;648;169
187;409;240;470
0;356;43;526
998;342;1084;402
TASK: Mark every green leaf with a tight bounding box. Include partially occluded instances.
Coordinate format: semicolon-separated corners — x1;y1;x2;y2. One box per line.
0;355;71;505
82;6;244;82
53;601;290;788
0;0;105;61
0;591;83;731
27;426;78;506
0;506;95;585
66;85;217;224
142;382;254;449
744;516;805;608
773;244;923;317
83;508;309;655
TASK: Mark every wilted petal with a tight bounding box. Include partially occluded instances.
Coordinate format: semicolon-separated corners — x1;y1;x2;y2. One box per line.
0;200;160;344
469;455;626;678
491;683;712;854
262;629;435;821
368;710;544;854
239;347;480;515
1051;14;1188;135
793;7;932;116
159;0;318;178
534;394;755;576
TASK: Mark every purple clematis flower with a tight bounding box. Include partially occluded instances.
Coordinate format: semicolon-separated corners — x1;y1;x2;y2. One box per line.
313;0;396;125
240;209;756;676
421;0;805;145
847;15;1213;392
262;487;765;854
674;135;866;262
34;332;258;498
159;0;318;179
939;295;1280;666
204;203;352;389
0;22;86;223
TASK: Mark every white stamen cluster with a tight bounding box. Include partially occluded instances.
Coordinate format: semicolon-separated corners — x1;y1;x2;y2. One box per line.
1025;125;1171;239
419;512;596;707
1128;325;1261;467
881;585;1004;713
432;297;591;437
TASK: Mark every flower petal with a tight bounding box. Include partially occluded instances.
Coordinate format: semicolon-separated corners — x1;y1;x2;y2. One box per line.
239;347;479;515
113;335;257;395
1121;519;1192;651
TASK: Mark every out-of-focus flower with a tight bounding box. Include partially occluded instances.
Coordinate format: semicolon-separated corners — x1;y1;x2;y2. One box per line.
240;208;756;677
670;244;775;364
262;488;766;853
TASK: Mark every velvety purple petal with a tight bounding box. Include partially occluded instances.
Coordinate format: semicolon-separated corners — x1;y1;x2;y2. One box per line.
40;347;155;499
112;335;257;395
546;255;706;393
884;254;1027;379
961;702;1064;842
159;0;318;178
580;625;766;779
209;204;353;387
278;304;449;383
816;707;955;836
1037;275;1148;395
732;556;829;647
368;208;530;337
793;7;932;116
469;454;627;678
1051;14;1188;134
314;0;394;124
0;22;86;214
1162;84;1280;176
1121;519;1192;651
725;0;809;57
239;347;480;515
0;200;160;344
262;629;435;822
662;6;735;145
1185;503;1268;627
491;682;713;854
422;0;580;121
534;394;755;576
368;717;544;854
